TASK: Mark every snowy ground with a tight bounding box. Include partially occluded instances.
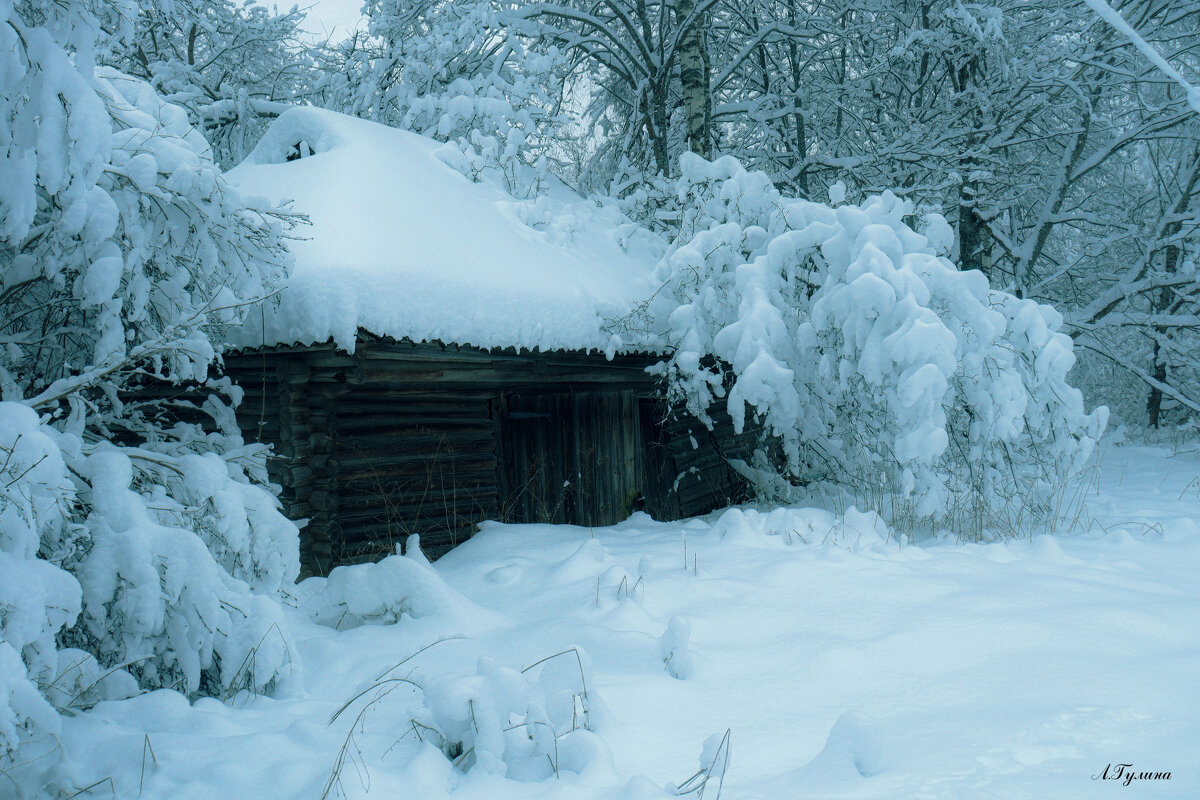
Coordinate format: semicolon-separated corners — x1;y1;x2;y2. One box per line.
58;444;1200;799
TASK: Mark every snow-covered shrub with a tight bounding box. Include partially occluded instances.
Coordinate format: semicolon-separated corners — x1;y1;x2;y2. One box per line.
710;506;893;551
0;404;81;779
675;729;732;798
0;642;57;759
2;64;290;400
645;153;1108;534
40;648;138;712
1;0;301;788
1;403;299;702
136;397;300;597
326;645;601;796
105;0;313;168
69;444;298;697
659;617;694;680
412;652;597;779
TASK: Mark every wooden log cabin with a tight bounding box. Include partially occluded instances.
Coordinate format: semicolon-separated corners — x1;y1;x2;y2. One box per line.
223;337;754;576
224;108;755;576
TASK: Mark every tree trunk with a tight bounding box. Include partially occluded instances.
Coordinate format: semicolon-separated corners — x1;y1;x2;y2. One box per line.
677;0;712;158
1145;143;1199;426
957;180;991;279
646;83;671;176
954;52;992;282
786;0;808;197
1148;229;1182;427
1147;338;1167;428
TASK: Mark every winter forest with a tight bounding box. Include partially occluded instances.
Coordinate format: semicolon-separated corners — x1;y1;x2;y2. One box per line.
2;0;1199;797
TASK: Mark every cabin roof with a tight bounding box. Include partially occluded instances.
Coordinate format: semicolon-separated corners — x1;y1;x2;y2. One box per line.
226;108;664;355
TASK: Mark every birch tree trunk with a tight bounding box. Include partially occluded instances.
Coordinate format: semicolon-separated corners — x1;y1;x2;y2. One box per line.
678;0;712;157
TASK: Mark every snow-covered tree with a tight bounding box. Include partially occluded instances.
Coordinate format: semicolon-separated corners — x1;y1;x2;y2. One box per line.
1;1;301;791
504;0;724;186
698;0;1200;426
323;0;567;194
104;0;315;168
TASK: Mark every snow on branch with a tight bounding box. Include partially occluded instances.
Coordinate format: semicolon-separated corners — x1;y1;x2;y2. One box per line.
1081;0;1200;114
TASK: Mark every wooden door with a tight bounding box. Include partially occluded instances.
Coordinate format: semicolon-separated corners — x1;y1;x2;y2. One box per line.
493;390;644;527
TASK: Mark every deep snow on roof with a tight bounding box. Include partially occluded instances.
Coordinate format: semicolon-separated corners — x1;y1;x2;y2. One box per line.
226;107;662;353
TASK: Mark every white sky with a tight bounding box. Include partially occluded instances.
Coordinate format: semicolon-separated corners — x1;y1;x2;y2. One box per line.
294;0;366;42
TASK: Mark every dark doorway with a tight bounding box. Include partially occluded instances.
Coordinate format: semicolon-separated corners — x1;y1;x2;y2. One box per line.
492;390;644;526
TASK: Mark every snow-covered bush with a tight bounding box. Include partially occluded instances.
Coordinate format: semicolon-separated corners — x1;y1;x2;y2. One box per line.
326;645;601;797
1;1;301;788
659;617;694;680
412;652;597;779
69;441;298;697
0;404;81;782
711;505;893;551
645;154;1107;534
0;399;300;789
1;63;290;401
0;404;302;691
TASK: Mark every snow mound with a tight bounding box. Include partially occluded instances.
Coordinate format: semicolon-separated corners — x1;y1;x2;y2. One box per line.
659;617;694;679
793;711;885;786
297;547;487;630
709;506;890;550
227;107;663;353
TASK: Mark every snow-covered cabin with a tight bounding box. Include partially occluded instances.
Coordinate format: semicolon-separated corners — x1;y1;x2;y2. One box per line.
224;109;752;576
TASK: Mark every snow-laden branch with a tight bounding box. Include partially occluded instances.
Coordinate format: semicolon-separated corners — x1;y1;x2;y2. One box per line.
195;97;295;124
1076;342;1200;415
501;4;652;79
1081;0;1200;114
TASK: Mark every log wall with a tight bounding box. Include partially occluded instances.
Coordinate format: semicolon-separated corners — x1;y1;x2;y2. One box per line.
224;337;757;576
653;406;758;516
